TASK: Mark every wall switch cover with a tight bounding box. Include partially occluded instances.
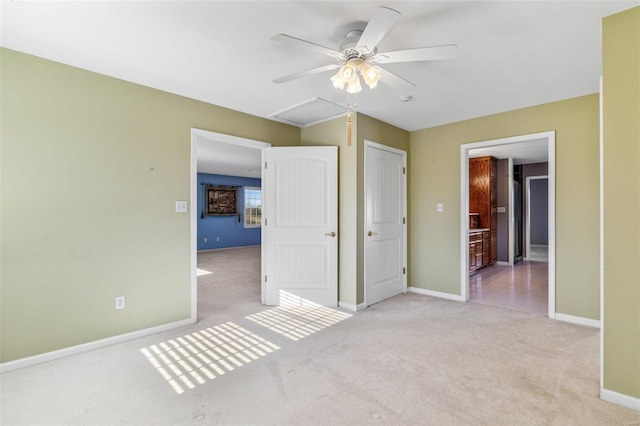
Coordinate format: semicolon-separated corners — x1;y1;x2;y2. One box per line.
115;296;125;310
496;206;506;213
175;200;188;213
437;203;443;212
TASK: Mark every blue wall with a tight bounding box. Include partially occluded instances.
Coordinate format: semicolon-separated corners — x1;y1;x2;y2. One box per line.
197;173;261;250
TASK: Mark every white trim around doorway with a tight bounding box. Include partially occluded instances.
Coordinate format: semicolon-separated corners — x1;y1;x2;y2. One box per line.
460;131;556;319
508;157;515;265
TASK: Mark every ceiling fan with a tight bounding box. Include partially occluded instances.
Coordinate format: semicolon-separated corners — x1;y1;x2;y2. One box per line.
272;6;457;94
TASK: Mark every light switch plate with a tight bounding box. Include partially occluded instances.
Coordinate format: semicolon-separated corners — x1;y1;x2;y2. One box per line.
175;200;188;213
437;203;443;212
115;296;125;310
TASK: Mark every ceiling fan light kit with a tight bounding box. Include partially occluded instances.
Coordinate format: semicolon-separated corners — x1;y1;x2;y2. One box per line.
331;59;382;93
361;62;382;89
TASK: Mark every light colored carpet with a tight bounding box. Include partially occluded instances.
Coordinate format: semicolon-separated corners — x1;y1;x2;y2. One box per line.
197;246;262;320
1;247;638;425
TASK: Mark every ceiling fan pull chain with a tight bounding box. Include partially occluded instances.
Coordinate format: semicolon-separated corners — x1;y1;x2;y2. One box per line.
346;103;357;147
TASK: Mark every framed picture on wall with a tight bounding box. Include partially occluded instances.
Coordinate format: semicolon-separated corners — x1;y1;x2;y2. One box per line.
206;186;237;215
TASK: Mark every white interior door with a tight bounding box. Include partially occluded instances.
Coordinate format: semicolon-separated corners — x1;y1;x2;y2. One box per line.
365;142;406;306
262;146;338;307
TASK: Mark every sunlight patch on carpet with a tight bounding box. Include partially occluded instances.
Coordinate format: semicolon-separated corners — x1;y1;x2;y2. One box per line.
140;322;279;394
196;268;212;276
246;293;352;341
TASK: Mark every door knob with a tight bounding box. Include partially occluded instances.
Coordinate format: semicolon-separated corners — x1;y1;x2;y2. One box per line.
325;231;336;237
368;231;378;237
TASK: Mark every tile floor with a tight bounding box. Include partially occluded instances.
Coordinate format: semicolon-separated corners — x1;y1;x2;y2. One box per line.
469;260;549;316
528;244;549;262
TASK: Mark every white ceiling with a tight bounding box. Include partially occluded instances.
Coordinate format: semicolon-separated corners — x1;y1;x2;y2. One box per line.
197;138;262;178
2;0;637;135
1;1;633;177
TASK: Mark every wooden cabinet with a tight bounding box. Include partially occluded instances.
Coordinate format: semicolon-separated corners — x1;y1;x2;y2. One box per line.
469;241;476;270
469;156;498;271
469;230;490;272
483;230;491;266
469;231;482;271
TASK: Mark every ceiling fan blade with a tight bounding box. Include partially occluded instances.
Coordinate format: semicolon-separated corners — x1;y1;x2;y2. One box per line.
374;44;458;64
356;6;401;54
378;66;416;92
273;63;340;84
272;34;343;60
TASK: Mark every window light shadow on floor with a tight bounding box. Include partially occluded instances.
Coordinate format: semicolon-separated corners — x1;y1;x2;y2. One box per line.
140;322;279;394
246;291;352;341
196;268;212;276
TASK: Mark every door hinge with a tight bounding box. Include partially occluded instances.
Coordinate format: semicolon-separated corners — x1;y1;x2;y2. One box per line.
403;267;406;275
403;217;406;225
402;167;406;175
264;275;268;283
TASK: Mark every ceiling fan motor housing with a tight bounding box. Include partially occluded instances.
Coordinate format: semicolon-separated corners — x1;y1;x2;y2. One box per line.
339;29;377;63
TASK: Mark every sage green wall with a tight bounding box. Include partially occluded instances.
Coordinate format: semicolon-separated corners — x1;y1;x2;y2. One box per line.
302;113;409;306
301;116;357;305
602;6;640;399
0;48;300;362
409;94;600;319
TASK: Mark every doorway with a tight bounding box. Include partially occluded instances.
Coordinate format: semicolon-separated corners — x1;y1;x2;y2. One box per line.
460;131;555;318
513;166;524;262
526;176;549;262
191;129;340;316
190;129;271;320
364;141;407;306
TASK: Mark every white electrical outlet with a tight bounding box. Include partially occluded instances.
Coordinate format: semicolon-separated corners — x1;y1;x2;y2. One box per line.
216;237;220;242
115;296;125;310
204;237;208;243
437;203;444;212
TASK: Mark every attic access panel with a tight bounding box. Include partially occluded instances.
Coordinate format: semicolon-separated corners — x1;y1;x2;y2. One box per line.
271;97;347;127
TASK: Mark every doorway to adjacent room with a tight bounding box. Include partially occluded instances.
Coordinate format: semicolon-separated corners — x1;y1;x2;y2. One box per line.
460;131;555;317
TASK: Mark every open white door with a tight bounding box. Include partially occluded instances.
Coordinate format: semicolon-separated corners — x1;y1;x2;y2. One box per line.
365;142;407;306
262;146;338;307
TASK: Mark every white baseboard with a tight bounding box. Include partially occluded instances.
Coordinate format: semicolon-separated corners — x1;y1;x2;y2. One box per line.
338;301;367;312
407;287;465;302
600;388;640;412
495;261;510;266
555;313;601;328
197;245;260;253
0;317;196;373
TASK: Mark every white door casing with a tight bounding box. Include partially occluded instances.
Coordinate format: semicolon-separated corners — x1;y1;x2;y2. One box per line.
365;141;407;306
262;146;338;307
